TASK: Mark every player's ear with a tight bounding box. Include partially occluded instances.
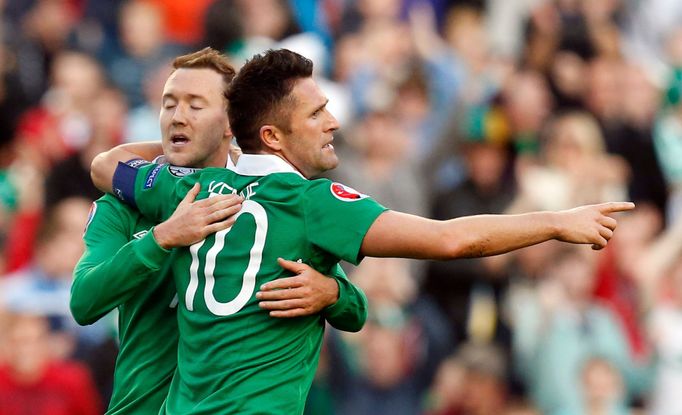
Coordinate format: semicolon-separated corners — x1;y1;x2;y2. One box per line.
260;125;282;151
224;119;232;139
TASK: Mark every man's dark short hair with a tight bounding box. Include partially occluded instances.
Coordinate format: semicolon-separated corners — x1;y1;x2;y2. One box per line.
226;49;313;153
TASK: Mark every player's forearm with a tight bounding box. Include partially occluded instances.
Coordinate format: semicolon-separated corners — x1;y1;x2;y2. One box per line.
91;142;163;192
441;212;563;257
361;210;561;260
71;233;170;325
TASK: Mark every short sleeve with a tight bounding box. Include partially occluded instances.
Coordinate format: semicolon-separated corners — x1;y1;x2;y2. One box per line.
303;180;387;265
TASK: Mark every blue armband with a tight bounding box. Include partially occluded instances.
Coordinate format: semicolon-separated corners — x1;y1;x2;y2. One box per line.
112;161;142;208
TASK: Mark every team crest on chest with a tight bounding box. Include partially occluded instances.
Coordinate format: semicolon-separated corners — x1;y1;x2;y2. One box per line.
169;165;199;177
330;182;368;202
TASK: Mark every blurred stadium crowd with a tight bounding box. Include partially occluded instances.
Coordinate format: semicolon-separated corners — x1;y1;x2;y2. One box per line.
0;0;682;414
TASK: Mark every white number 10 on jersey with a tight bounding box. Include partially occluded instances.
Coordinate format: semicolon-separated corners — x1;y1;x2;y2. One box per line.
185;200;268;316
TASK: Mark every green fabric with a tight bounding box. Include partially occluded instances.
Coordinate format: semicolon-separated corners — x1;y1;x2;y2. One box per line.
71;194;177;414
0;170;17;211
323;264;368;332
129;163;385;414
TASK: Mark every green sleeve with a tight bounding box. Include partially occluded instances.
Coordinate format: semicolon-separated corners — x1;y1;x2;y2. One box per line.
133;164;185;221
322;264;368;332
70;195;171;325
303;180;387;265
114;162;192;221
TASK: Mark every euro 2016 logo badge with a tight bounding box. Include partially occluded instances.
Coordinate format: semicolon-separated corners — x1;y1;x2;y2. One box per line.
330;183;368;202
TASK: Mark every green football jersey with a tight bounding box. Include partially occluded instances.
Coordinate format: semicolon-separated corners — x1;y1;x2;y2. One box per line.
113;154;387;415
71;193;178;415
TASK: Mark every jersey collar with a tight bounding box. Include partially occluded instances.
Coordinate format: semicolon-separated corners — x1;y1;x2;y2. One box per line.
233;154;305;179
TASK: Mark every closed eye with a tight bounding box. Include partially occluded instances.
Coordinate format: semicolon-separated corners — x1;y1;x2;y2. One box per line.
311;102;328;118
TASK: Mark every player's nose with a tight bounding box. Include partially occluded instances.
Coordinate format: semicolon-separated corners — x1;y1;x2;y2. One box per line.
325;111;340;132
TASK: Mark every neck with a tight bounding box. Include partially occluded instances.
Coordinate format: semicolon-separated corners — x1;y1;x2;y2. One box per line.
203;142;230;168
254;149;313;178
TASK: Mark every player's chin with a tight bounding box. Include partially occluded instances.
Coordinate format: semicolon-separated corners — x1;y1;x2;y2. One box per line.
323;155;339;170
165;153;195;167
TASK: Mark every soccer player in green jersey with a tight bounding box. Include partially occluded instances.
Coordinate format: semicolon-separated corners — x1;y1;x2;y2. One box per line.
91;49;634;414
71;48;369;415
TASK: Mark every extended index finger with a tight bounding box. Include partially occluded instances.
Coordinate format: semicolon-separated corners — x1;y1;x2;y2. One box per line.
599;202;635;214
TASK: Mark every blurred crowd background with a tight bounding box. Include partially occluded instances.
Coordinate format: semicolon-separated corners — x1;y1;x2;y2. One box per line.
1;0;682;414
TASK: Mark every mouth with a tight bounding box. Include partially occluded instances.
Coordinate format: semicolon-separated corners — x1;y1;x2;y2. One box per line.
170;134;190;147
323;137;334;150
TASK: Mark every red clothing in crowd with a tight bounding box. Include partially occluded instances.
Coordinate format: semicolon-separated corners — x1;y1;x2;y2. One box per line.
0;361;101;415
147;0;213;45
594;245;648;360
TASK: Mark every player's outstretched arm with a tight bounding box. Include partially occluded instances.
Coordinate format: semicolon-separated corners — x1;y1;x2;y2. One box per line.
256;260;368;331
360;202;635;260
91;142;163;193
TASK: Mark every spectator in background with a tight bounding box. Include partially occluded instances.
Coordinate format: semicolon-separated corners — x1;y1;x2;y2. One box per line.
501;69;553;160
45;87;126;207
11;0;80;106
584;58;667;215
107;0;179;109
345;18;414;119
1;197;93;337
227;0;300;63
593;204;664;362
0;0;30;145
331;108;428;218
201;0;243;53
514;111;628;212
123;60;170;142
7;79;127;271
555;357;631;415
654;28;682;223
609;63;667;214
337;0;404;36
147;0;213;47
426;342;510;415
424;105;514;342
647;258;682;415
627;211;682;415
325;258;452;415
423;354;468;415
0;312;101;415
0;197;115;402
15;50;105;172
511;245;649;413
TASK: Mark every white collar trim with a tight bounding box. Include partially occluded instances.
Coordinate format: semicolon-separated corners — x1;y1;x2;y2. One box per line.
225;155;236;169
233;154;305;178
